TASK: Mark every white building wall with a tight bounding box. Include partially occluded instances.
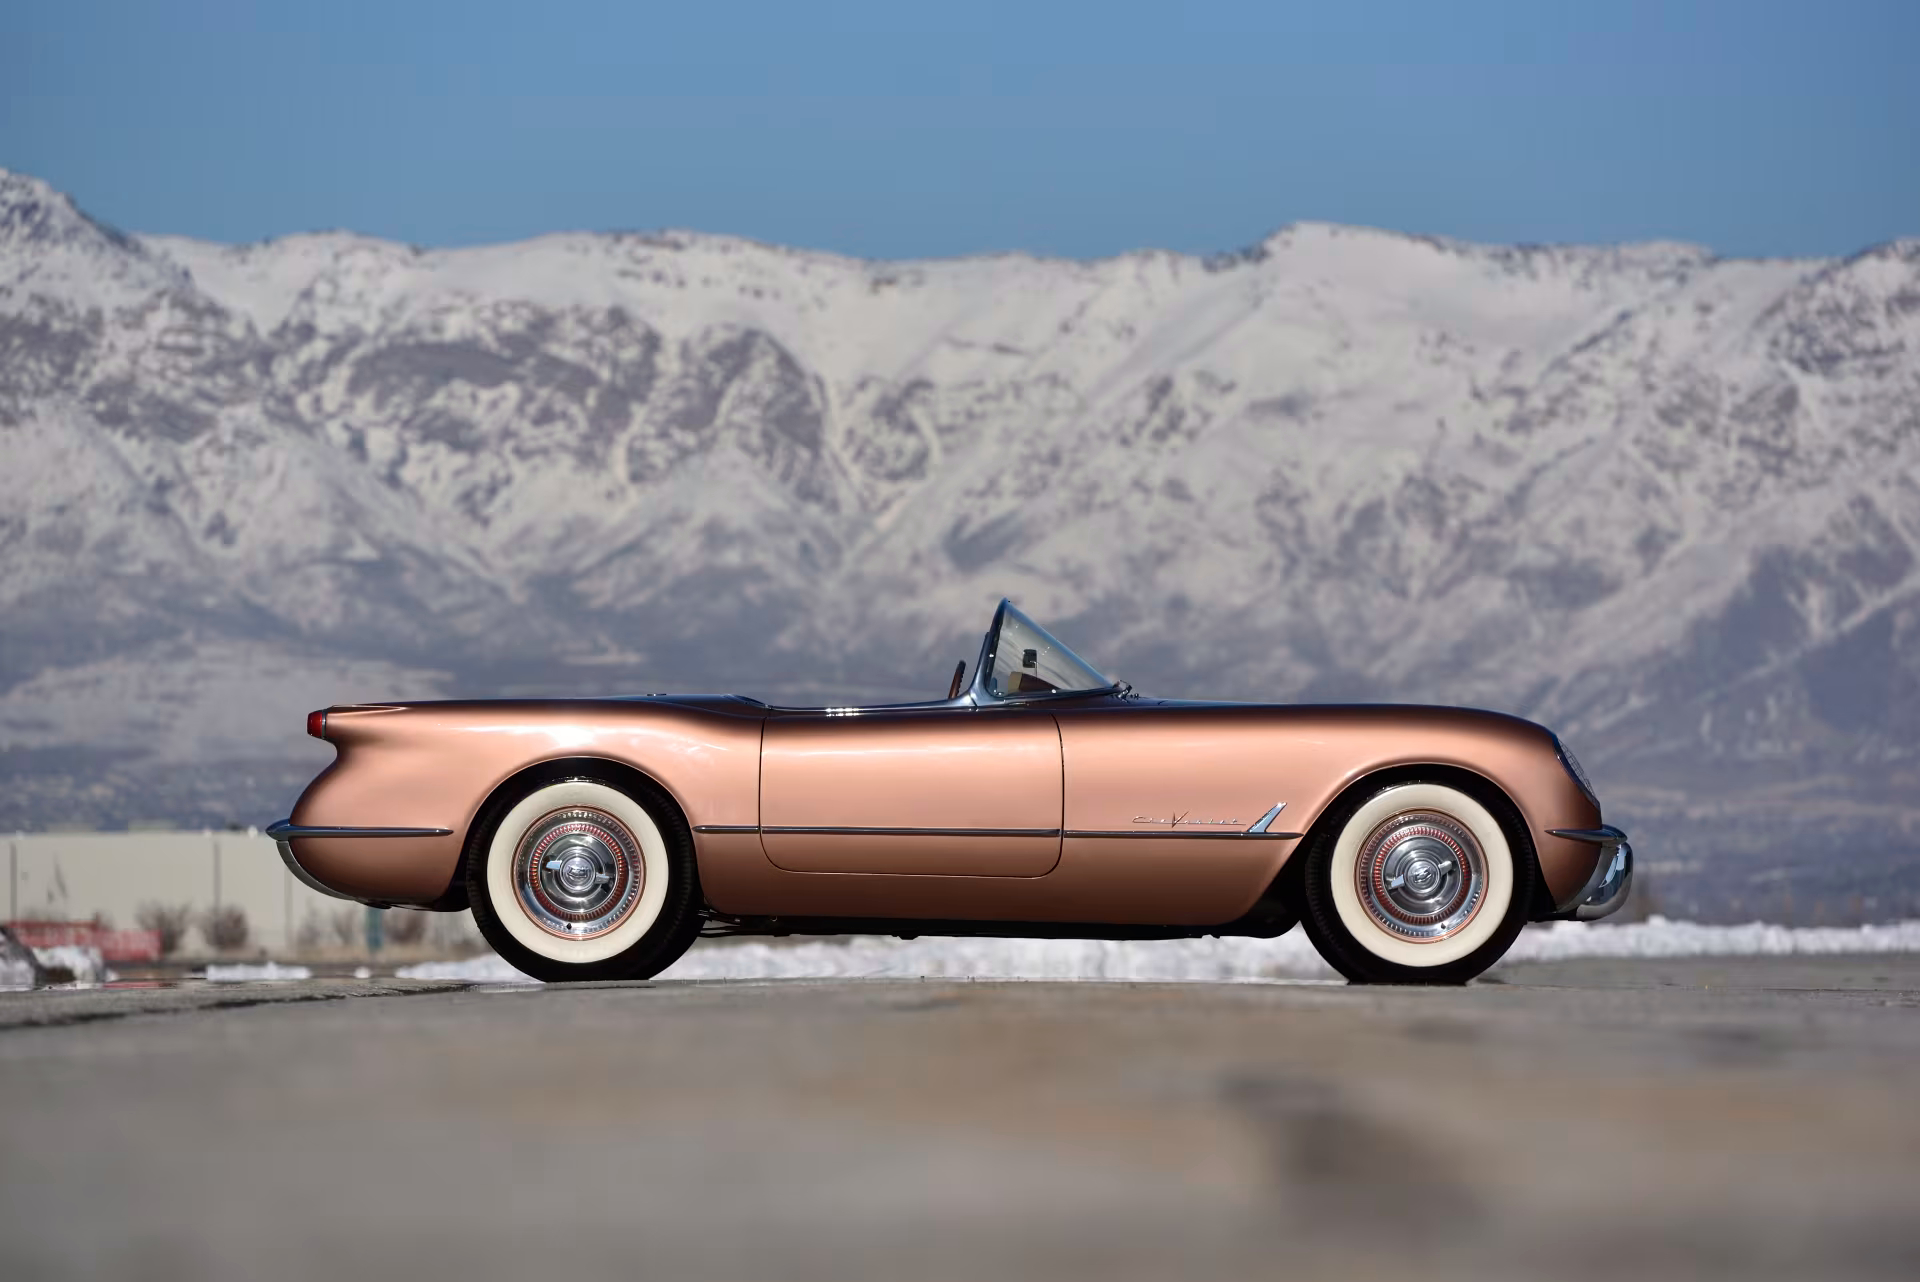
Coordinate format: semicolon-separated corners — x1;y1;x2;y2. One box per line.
3;830;440;953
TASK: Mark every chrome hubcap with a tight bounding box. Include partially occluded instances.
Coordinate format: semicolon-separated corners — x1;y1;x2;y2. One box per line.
1356;811;1485;941
555;852;602;896
513;807;644;939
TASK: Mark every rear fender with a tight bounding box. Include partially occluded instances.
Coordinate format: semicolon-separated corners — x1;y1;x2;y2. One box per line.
286;700;762;906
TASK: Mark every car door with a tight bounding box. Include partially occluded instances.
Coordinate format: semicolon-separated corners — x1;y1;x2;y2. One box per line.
760;709;1063;876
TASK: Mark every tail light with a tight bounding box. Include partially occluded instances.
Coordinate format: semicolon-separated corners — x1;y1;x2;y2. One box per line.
306;709;328;740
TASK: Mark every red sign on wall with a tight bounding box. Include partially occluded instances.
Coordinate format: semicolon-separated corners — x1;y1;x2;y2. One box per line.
4;921;163;962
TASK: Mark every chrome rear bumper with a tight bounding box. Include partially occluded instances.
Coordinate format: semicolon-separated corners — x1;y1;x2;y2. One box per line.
265;819;453;904
1547;825;1633;921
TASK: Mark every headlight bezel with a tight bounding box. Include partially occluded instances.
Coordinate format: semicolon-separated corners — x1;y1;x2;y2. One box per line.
1553;734;1600;811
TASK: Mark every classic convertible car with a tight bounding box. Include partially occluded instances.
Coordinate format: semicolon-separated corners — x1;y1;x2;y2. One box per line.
269;600;1630;984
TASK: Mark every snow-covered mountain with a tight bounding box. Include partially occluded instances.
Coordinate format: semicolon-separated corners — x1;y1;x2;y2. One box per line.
3;168;1916;919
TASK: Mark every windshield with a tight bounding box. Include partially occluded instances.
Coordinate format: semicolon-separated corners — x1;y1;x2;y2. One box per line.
979;601;1113;699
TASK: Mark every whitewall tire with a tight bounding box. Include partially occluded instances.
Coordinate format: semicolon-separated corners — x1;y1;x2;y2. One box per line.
466;769;702;982
1300;778;1536;985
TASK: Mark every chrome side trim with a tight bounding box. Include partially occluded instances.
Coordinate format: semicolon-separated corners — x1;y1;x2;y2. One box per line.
697;824;1305;840
1067;830;1304;840
761;825;1062;838
1246;802;1288;835
266;821;454;840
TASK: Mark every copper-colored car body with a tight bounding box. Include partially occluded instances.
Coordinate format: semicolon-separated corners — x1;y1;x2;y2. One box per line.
272;602;1626;939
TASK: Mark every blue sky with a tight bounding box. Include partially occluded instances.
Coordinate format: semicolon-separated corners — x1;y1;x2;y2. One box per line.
2;0;1914;260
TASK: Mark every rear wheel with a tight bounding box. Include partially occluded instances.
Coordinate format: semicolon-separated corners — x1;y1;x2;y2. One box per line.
467;772;703;982
1299;780;1535;985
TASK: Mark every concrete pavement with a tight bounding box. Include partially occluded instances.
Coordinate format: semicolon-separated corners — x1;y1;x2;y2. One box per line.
3;957;1918;1281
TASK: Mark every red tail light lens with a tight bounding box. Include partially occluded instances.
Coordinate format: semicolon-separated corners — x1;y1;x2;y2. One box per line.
306;709;328;740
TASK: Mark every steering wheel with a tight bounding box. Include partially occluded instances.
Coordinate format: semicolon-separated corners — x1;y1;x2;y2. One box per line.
946;661;967;700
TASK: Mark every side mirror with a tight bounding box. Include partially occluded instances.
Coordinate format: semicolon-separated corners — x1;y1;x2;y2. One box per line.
947;661;968;700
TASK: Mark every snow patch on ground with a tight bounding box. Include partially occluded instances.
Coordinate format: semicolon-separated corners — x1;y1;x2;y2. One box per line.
394;917;1920;985
663;935;1340;983
32;945;112;984
397;956;536;982
205;962;313;982
1508;916;1920;961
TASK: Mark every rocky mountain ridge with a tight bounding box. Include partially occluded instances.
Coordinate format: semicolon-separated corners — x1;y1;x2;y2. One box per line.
3;168;1916;919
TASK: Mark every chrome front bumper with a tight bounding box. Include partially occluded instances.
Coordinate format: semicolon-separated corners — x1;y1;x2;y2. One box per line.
1548;826;1633;921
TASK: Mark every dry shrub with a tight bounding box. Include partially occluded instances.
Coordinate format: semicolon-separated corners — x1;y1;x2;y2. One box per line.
136;902;194;956
201;904;250;952
383;909;429;945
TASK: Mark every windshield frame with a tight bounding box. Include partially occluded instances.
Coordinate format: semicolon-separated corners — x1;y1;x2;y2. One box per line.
968;599;1120;706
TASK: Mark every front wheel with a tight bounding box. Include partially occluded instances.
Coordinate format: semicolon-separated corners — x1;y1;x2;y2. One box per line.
467;771;703;982
1298;780;1535;985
